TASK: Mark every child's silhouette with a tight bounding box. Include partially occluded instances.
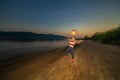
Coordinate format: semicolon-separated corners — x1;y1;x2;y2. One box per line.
64;29;80;62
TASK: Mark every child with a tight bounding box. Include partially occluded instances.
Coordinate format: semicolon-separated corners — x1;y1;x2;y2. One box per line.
64;36;80;62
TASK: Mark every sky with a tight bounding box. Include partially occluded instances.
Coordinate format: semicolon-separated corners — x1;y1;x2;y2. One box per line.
0;0;120;37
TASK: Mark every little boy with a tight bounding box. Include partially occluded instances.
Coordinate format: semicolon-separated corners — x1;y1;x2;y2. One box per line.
64;36;80;62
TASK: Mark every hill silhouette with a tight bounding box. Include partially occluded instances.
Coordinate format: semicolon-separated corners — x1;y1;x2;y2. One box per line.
0;31;66;41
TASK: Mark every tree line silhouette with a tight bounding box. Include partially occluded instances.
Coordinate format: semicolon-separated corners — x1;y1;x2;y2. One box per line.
84;24;120;45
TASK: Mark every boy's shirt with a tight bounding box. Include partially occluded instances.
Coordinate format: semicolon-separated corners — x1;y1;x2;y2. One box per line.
69;39;79;48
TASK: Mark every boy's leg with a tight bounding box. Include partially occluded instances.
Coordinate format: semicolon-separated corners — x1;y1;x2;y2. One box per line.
65;47;70;56
70;47;74;62
64;47;70;58
71;47;74;59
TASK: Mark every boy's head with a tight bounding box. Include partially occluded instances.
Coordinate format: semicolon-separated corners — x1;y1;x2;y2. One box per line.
72;29;77;36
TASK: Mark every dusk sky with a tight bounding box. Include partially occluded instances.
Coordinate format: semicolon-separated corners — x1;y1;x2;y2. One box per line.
0;0;120;37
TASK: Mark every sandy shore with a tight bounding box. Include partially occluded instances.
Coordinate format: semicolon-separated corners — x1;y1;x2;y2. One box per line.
0;40;120;80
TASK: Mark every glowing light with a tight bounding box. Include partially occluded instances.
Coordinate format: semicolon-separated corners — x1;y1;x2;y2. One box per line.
72;29;77;36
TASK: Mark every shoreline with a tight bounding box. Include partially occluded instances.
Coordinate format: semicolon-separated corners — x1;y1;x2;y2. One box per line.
1;41;120;80
0;40;68;61
0;40;119;69
0;46;66;68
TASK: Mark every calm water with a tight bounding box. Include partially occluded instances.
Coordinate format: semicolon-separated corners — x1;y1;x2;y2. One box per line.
0;40;68;61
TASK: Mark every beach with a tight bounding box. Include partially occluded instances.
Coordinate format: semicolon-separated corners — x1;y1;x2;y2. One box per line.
0;40;120;80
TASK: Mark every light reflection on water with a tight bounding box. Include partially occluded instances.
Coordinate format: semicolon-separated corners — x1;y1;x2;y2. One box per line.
0;40;68;60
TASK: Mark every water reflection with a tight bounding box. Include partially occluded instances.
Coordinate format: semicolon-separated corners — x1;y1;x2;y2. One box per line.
0;40;68;60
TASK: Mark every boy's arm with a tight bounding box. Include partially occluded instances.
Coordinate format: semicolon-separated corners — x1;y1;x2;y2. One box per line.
76;40;83;44
68;35;70;41
76;41;80;44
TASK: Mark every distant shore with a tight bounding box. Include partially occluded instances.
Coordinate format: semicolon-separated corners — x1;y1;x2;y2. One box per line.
0;31;66;41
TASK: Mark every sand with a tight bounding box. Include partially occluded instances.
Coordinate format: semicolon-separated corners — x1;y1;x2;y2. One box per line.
0;40;120;80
